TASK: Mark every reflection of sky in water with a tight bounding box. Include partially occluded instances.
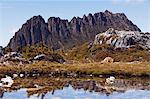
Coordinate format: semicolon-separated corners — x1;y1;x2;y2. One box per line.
2;86;150;99
3;89;27;99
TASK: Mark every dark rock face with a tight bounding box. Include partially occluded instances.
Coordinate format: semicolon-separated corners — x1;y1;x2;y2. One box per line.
0;46;4;58
8;15;52;50
7;10;141;51
0;46;3;54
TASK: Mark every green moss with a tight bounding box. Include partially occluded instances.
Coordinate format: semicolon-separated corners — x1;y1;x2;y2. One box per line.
20;44;53;59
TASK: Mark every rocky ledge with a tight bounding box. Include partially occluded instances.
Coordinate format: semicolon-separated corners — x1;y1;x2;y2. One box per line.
0;52;65;66
94;28;150;49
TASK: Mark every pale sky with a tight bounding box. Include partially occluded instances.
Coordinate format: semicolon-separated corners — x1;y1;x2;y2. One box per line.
0;0;150;47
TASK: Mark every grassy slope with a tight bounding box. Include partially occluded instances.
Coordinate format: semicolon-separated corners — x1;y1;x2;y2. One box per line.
5;42;150;62
2;43;150;78
64;43;150;62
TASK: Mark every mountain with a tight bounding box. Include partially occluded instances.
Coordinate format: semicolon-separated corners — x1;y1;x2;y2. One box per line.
94;28;150;49
7;10;141;51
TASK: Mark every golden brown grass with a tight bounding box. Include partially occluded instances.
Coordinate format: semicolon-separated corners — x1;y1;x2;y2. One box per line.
0;61;150;77
65;43;150;62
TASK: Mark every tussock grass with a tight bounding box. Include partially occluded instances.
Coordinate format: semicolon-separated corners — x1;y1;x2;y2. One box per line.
0;61;150;77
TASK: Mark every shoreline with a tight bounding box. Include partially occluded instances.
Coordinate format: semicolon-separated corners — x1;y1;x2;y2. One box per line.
0;61;149;78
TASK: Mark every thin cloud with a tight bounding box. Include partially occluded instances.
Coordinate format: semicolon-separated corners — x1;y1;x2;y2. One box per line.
111;0;147;4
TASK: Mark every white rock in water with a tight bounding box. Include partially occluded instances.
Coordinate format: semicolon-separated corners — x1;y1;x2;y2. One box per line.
0;83;3;87
109;76;115;81
1;75;14;87
13;74;18;78
19;74;24;78
106;76;115;84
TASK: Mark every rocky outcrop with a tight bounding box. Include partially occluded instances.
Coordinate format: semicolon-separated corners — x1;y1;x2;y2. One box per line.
0;52;65;65
7;10;141;51
94;28;150;49
31;54;65;63
0;52;28;65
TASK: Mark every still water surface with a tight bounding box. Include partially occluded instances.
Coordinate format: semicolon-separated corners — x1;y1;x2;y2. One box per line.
1;77;150;99
3;86;150;99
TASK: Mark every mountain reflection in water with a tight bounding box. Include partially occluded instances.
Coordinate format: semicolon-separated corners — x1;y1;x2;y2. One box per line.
0;77;149;99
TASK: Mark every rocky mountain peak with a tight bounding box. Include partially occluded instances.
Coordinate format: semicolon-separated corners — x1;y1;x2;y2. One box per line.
83;14;88;23
104;10;113;14
25;15;45;25
7;10;141;51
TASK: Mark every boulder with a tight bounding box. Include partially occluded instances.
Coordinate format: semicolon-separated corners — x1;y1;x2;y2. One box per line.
33;54;47;60
32;54;65;63
101;57;114;63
